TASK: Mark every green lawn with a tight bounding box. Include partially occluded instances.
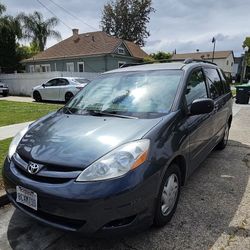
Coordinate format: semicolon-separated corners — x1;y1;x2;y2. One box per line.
231;89;236;97
0;100;63;127
0;138;12;188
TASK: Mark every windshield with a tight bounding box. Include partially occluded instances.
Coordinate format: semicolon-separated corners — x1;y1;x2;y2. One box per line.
65;70;183;119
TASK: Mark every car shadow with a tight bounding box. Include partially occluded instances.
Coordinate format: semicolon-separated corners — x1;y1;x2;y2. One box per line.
5;140;250;250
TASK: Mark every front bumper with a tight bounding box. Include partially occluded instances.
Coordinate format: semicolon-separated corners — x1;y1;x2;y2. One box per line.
3;158;160;236
0;88;9;95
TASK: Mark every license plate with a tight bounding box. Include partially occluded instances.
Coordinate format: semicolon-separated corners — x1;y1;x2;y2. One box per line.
16;186;37;210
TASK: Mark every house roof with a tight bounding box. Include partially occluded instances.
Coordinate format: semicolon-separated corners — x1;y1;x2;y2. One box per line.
172;50;234;60
23;31;148;63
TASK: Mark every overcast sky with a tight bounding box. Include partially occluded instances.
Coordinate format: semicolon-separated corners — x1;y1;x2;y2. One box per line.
2;0;249;56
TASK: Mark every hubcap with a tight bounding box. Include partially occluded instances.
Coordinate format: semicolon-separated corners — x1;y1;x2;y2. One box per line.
161;174;179;216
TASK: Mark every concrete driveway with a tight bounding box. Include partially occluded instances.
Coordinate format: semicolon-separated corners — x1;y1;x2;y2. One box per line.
0;105;250;250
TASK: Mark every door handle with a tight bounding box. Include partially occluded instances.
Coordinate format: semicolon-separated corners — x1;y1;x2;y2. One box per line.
214;104;219;112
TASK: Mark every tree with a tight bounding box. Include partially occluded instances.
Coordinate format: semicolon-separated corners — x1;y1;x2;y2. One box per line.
143;51;172;62
243;37;250;66
0;4;22;73
101;0;155;46
17;11;61;51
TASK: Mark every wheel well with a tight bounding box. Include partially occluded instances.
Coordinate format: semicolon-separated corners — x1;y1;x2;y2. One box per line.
228;115;232;128
33;90;40;97
170;155;187;186
65;91;73;97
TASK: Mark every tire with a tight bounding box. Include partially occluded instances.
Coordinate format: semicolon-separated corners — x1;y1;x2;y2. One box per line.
65;92;74;103
33;91;42;102
154;163;181;227
2;92;8;97
216;122;229;150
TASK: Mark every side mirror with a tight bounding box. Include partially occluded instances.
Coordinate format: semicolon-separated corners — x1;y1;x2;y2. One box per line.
190;98;214;115
42;83;46;88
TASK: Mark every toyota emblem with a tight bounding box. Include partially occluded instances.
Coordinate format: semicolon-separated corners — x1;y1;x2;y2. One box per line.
27;162;41;174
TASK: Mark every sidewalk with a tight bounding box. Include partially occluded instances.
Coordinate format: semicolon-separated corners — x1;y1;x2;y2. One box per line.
0;96;34;103
0;121;33;140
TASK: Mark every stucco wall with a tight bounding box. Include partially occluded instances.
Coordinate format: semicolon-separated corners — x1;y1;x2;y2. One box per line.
213;54;234;74
0;71;99;96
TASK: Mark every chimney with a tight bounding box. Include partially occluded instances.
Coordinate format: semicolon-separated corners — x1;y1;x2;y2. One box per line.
72;28;79;36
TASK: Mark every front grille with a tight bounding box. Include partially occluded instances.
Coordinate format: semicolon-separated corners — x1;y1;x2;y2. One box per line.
12;153;82;184
12;196;86;231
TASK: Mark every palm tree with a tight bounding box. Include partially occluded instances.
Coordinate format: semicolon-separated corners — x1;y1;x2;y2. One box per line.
0;3;6;15
18;11;61;51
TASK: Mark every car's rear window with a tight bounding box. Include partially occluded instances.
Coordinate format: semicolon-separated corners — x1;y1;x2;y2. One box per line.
73;78;90;84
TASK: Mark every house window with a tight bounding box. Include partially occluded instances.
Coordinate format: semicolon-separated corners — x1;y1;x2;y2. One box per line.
66;62;74;72
118;47;125;55
41;64;51;72
118;61;126;68
77;62;85;72
29;65;35;73
226;60;229;65
231;62;233;67
35;65;40;72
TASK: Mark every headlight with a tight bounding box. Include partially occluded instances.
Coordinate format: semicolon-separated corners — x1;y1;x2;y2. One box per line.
76;139;150;182
8;125;29;159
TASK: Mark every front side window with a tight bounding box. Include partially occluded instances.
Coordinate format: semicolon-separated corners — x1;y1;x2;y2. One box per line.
45;79;57;87
204;68;224;99
66;70;183;119
186;69;207;106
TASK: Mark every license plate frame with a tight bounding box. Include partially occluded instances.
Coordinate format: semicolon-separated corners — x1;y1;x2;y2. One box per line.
16;186;38;210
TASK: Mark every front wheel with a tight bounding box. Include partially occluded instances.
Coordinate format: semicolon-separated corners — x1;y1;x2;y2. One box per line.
216;123;229;150
33;91;42;102
154;164;181;227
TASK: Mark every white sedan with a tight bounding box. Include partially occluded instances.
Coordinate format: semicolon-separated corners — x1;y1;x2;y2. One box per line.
32;77;90;102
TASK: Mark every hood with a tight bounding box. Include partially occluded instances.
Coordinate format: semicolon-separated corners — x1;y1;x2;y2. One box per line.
17;112;162;169
33;85;42;90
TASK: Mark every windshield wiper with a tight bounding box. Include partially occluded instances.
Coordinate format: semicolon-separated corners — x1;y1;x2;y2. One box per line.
62;106;73;114
86;110;137;119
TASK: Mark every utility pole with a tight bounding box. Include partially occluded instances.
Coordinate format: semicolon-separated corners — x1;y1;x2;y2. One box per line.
212;37;216;63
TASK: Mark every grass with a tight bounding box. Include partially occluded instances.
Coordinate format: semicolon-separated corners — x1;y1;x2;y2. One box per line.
0;138;12;188
231;89;236;97
0;100;63;127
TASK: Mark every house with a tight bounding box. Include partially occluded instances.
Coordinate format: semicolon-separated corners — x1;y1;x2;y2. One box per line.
232;56;243;81
22;29;148;73
172;50;234;77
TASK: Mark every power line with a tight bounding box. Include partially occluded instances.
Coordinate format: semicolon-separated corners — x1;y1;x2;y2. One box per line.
36;0;72;30
48;0;98;31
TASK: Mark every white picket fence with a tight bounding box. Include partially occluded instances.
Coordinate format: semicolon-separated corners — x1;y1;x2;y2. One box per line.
0;71;99;96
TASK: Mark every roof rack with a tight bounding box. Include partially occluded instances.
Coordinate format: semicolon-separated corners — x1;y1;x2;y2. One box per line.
120;58;217;68
183;58;217;65
120;59;184;68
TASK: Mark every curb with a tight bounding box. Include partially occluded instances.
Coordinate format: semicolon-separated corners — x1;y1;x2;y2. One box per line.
0;192;10;207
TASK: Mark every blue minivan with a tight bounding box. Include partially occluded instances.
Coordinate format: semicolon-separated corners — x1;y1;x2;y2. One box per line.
3;60;233;235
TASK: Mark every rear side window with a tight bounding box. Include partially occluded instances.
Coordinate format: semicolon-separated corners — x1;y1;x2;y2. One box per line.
204;68;224;99
57;78;69;86
186;69;208;106
219;69;231;93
